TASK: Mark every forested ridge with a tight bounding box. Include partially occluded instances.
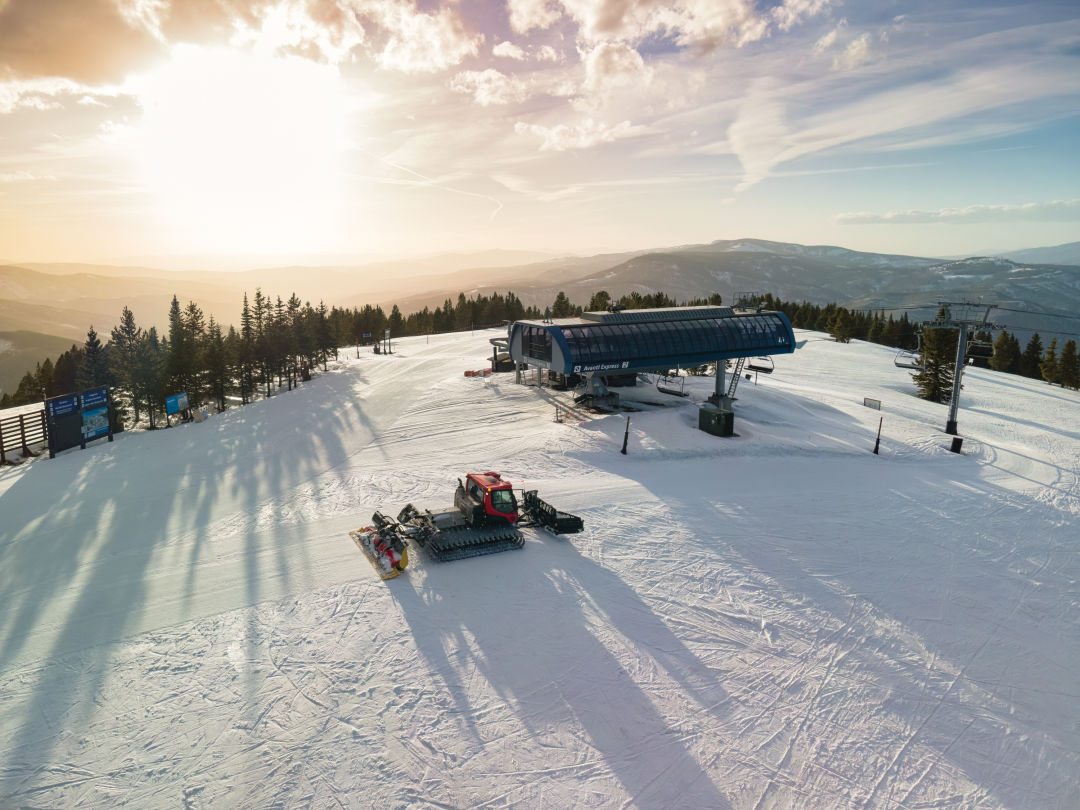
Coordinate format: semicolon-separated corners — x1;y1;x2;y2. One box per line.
2;288;1076;427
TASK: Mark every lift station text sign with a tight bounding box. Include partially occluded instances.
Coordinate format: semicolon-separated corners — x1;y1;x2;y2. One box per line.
573;360;631;373
45;386;113;458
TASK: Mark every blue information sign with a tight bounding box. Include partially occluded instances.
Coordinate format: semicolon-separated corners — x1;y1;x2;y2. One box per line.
80;388;108;409
166;392;189;415
45;386;113;458
363;332;372;338
47;396;78;417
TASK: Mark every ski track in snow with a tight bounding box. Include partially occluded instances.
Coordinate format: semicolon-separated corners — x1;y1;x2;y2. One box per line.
0;328;1078;808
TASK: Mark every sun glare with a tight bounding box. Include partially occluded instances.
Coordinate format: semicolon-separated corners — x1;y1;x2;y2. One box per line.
138;45;348;255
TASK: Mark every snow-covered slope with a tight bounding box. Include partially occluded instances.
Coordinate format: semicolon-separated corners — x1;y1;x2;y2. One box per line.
0;330;1077;808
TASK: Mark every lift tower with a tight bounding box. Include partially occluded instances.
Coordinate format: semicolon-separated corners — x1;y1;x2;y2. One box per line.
920;302;1000;435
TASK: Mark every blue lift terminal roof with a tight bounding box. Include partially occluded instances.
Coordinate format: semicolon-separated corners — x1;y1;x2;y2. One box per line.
507;306;796;375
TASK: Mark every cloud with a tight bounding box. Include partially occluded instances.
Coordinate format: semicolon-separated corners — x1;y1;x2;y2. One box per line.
832;32;871;71
0;0;163;82
507;0;562;34
583;42;651;94
772;0;831;33
0;77;106;114
0;170;56;182
727;92;789;191
837;199;1080;225
725;47;1080;192
0;0;483;82
515;118;643;151
536;44;562;62
812;19;845;54
374;3;481;73
493;41;526;60
230;0;366;64
506;0;829;48
579;0;763;46
450;69;530;106
812;28;838;54
98;119;139;142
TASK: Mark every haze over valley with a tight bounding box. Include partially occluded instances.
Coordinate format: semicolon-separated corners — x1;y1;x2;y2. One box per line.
3;237;1079;395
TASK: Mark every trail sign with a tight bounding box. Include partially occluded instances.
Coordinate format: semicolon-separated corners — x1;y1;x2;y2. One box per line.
166;393;189;415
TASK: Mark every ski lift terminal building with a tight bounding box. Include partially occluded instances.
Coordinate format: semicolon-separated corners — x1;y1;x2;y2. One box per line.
506;305;796;403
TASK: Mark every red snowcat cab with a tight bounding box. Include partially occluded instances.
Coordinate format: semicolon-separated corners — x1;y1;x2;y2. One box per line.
454;471;519;526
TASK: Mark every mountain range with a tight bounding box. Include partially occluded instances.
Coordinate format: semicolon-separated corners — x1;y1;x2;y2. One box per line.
1;238;1078;395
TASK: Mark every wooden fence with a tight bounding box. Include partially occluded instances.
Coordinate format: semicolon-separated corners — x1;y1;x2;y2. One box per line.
0;408;46;464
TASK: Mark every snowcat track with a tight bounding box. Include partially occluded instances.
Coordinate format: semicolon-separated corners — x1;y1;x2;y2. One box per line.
385;505;525;563
420;525;525;562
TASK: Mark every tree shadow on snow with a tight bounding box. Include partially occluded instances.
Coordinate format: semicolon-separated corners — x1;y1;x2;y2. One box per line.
390;538;735;809
0;364;370;799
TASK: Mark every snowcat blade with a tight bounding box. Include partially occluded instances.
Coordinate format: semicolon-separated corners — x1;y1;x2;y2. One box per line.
521;491;584;535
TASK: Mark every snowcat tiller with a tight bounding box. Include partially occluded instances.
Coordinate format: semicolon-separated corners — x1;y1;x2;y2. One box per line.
349;471;583;575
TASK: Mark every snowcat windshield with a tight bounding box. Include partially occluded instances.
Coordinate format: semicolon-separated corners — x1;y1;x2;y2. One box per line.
490;489;516;513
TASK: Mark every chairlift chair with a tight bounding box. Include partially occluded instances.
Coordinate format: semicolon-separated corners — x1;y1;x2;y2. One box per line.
893;331;923;370
656;370;688;397
966;339;993;359
746;356;774;374
893;350;923;370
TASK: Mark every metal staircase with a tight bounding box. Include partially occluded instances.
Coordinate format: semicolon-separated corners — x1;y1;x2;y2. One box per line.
726;357;746;398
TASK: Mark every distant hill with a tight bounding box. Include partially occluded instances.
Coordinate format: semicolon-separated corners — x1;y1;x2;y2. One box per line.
389;239;1079;344
2;240;1078;373
0;250;575;338
0;331;79;396
1000;241;1080;266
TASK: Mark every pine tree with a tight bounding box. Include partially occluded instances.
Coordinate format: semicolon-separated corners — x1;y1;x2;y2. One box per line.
110;306;143;424
1007;334;1021;373
286;293;303;385
51;344;83;396
316;301;333;370
8;370;39;406
76;326;109;389
1040;339;1059;385
239;293;255;404
989;331;1020;374
551;291;574;318
224;325;243;406
866;316;883;345
36;358;54;399
166;295;187;396
203;317;227;411
827;308;854;343
912;317;957;403
1020;333;1043;379
878;315;898;347
132;328;166;428
389;304;404;337
588;290;611;311
1058;340;1079;390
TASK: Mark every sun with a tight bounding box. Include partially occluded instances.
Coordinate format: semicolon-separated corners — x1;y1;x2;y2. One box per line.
137;45;349;255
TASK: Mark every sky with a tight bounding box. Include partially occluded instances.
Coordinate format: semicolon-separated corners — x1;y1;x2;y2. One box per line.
0;0;1078;266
